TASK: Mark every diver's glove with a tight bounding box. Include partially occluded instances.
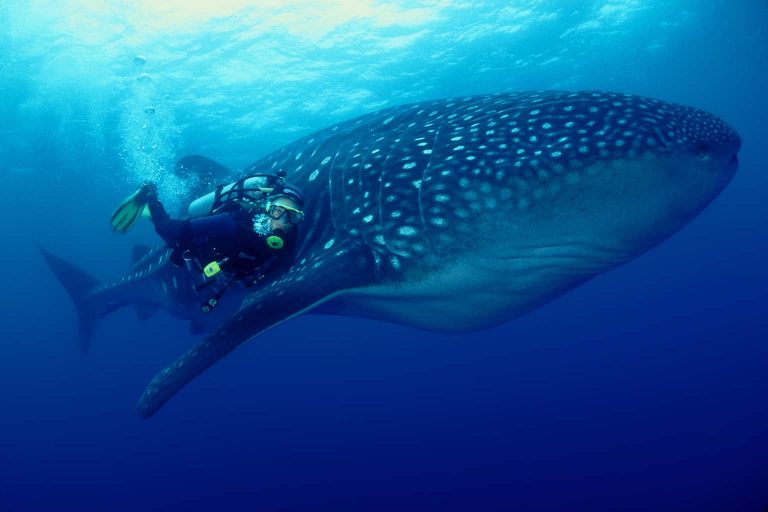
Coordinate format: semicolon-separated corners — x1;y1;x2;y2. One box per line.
134;182;157;204
111;182;158;233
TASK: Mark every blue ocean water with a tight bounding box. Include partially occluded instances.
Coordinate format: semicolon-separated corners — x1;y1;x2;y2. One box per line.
1;1;767;510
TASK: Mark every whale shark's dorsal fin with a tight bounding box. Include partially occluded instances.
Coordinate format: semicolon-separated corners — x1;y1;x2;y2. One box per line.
175;154;230;182
136;242;376;418
175;155;232;216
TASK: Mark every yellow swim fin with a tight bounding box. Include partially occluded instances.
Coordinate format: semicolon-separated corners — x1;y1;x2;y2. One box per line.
111;185;153;233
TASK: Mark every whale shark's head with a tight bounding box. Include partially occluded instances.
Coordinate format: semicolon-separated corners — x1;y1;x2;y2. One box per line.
467;92;741;266
367;91;744;330
585;94;740;243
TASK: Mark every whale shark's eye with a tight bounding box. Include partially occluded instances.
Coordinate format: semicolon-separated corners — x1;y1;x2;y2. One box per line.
695;144;710;160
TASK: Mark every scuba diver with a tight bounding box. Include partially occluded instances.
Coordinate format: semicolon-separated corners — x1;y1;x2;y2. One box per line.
110;172;305;312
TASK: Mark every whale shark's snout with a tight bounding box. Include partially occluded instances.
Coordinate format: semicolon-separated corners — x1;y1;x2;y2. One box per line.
669;104;740;179
546;96;741;241
705;114;740;184
701;114;741;161
645;103;740;216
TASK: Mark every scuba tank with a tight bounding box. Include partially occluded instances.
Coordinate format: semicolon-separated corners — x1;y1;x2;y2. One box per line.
187;171;304;219
187;175;273;218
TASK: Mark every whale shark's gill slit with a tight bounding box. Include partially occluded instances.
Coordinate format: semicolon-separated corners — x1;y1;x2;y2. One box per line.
327;148;346;232
298;186;330;257
338;135;369;231
418;126;442;254
356;128;373;249
652;126;673;148
378;134;399;258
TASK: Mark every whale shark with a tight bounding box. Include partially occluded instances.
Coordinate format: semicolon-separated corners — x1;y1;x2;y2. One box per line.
41;91;740;418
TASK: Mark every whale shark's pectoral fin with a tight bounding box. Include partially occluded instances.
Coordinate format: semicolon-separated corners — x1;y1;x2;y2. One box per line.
131;244;152;266
136;244;375;418
133;303;158;322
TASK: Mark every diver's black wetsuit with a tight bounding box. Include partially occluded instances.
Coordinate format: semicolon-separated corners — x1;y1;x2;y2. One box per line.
146;194;294;277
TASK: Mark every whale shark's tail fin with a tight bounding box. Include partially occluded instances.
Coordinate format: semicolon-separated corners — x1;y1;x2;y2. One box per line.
37;245;102;352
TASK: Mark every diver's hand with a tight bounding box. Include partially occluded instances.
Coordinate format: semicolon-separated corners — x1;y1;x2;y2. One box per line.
135;182;158;203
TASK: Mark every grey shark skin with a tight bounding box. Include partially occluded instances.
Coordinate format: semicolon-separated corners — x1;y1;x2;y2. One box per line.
43;91;741;418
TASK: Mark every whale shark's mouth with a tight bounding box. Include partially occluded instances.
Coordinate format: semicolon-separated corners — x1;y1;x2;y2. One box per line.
489;241;635;280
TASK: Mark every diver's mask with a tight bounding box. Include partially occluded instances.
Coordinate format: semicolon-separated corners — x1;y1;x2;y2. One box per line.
253;196;304;250
265;198;304;226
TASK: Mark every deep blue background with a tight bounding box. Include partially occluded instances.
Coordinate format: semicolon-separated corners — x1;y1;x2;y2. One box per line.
1;1;767;510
